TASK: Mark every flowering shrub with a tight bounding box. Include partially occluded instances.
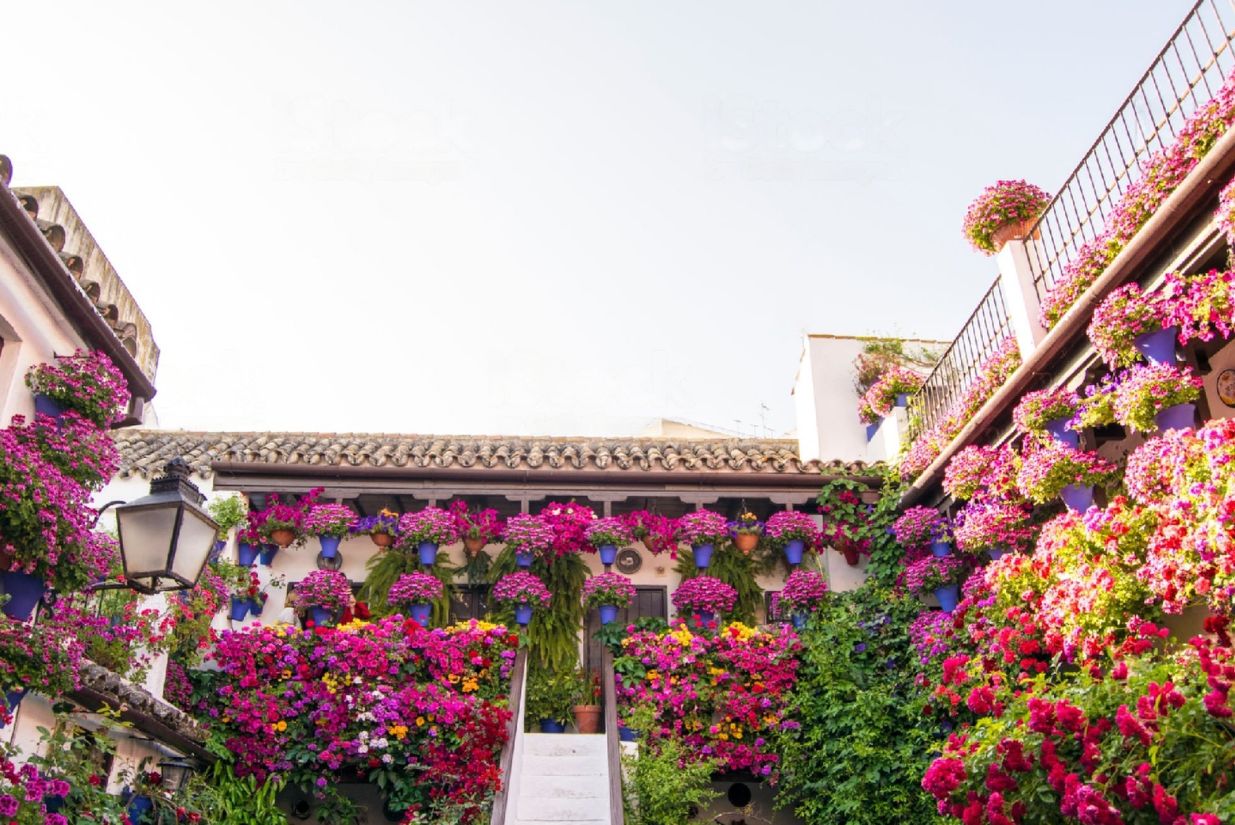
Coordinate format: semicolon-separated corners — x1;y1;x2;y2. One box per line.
953;500;1036;555
892;506;951;547
1087;282;1168;368
818;479;874;561
538;500;596;557
1040;69;1235;327
11;412;119;491
858;397;881;426
581;572;636;609
676;509;729;546
908;610;958;666
1111;363;1203;432
943;445;1019;502
1073;372;1120;429
1124;428;1201;505
962;180;1051;254
448;500;504;544
583;517;633;550
491;572;551;607
901;555;966;595
1011;387;1080;437
1165;267;1235;344
397;506;460;547
303;503;356;538
1015;443;1117;504
860;365;924;419
1220;177;1235;245
351;508;399;538
204;618;517;820
0;614;84;719
615;622;800;778
0;751;76;823
24;349;131;426
256;489;320;546
388;572;444;606
502;514;556;555
672;575;738;615
295;570;353;611
760;512;816;552
621;510;678;555
777;569;828;614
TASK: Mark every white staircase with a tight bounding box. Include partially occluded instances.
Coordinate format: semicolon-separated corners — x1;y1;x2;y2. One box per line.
512;733;611;825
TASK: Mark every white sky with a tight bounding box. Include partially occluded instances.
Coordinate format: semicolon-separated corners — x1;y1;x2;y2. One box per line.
2;1;1188;437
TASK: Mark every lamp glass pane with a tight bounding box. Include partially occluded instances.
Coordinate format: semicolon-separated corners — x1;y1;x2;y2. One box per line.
116;505;177;574
171;506;216;586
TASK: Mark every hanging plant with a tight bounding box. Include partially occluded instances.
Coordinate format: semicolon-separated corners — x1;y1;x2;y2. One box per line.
962;179;1051;254
489;546;587;672
674;545;762;624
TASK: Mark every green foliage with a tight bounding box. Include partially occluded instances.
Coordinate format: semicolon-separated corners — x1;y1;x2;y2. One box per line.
207;495;250;538
772;585;945;825
452;547;492;586
595;615;669;657
358;548;452;626
183;763;287;825
818;473;905;588
489;547;586;672
525;667;580;727
853;337;938;395
622;734;720;825
674;543;762;624
27;714;127;823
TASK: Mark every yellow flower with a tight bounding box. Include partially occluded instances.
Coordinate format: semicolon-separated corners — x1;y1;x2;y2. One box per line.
272;720;288;732
415;716;426;727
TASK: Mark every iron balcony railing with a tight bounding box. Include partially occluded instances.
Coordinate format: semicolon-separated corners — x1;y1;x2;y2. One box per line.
908;277;1012;440
1026;0;1235;299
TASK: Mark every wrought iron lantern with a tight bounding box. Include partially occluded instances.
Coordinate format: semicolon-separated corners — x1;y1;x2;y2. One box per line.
114;458;217;594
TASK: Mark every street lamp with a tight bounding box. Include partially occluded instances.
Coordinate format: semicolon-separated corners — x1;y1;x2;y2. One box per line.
114;458;217;595
157;756;198;792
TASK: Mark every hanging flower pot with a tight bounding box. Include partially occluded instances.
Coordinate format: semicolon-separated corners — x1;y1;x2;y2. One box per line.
463;536;486;556
598;604;619;625
733;533;759;553
409;603;432;625
371;532;394;549
539;719;565;733
618;725;639;742
1133;326;1179;365
791;612;808;630
1044;416;1079;448
258;544;279;565
783;539;805;566
417;542;438;567
0;571;44;621
270;528;297;549
127;795;153;825
236;542;259;567
514;551;534;568
307;605;335;627
247;596;265;618
319;536;342;560
930;541;952;558
210;539;226;561
694;610;716;628
229;596;250;621
986;548;1006;561
598;544;618;565
514;604;533;626
1060;483;1094;513
865;422;880;441
692;543;714;568
32;393;67;419
0;689;26;728
934;584;960;613
640;535;657;553
837;544;861;566
1155;403;1196;432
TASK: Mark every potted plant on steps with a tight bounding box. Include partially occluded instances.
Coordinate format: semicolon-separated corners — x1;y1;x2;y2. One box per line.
527;668;576;733
492;571;551;627
571;669;602;734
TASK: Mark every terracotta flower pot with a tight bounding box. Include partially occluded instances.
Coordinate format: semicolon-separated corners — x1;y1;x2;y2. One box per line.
640;536;657;553
841;546;861;566
370;532;394;549
991;216;1041;252
270;528;297;549
572;704;601;734
463;536;486;556
733;533;759;553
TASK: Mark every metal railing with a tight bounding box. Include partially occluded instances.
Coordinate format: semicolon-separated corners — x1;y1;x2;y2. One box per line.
1026;0;1235;299
908;277;1012;439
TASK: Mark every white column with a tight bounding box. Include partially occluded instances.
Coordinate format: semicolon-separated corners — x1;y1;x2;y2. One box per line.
996;239;1048;359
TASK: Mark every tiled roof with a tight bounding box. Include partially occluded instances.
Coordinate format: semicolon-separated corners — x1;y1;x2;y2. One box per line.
116;430;874;478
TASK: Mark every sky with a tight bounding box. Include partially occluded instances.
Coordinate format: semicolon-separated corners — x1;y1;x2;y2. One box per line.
2;1;1192;438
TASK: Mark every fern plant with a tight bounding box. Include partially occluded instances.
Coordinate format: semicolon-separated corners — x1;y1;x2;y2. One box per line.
358;548;452;625
489;546;585;672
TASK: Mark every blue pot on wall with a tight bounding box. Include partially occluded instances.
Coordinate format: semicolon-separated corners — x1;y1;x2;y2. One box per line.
308;606;334;627
236;542;259;567
598;544;617;566
1060;484;1094;513
514;604;533;627
895;393;909;407
783;539;805;566
865;422;880;441
32;394;67;419
210;539;226;562
258;543;279;565
0;571;45;621
539;719;565;733
515;551;534;568
692;543;713;569
1133;326;1179;365
1044;417;1079;448
417;542;438;566
127;794;153;825
229;597;250;621
618;726;639;742
695;610;716;628
929;541;952;558
409;603;432;625
599;604;619;625
0;689;26;728
1155;403;1196;432
791;612;808;630
247;597;265;618
986;548;1006;561
319;536;342;560
934;585;960;613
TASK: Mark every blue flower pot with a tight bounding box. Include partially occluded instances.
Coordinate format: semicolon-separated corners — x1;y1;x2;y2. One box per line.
791;612;808;630
229;596;250;621
1044;416;1079;448
934;585;960;613
599;604;619;625
598;544;617;566
236;541;259;567
0;689;26;728
618;726;639;742
127;794;153;825
247;597;265;618
33;393;67;419
514;604;533;627
986;548;1006;561
258;543;279;565
539;719;565;733
929;541;952;558
308;606;334;627
895;393;909;407
417;542;438;566
409;603;432;625
695;610;716;627
515;551;534;568
210;539;226;562
1060;484;1094;513
1133;325;1178;365
1;571;45;621
44;794;64;813
692;543;713;569
319;535;342;560
865;422;879;441
1155;403;1196;433
784;539;805;566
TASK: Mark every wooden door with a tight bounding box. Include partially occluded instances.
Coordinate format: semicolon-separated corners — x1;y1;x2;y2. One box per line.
449;585;489;622
584;585;667;676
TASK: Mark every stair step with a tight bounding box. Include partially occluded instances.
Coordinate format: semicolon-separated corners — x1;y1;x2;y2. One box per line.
520;754;606;777
523;733;606;758
514;797;609;821
518;775;608;800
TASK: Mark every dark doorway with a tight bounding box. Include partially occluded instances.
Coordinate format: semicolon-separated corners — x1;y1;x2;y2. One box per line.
450;585;489;622
584;585;667;676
